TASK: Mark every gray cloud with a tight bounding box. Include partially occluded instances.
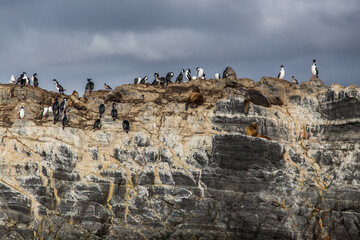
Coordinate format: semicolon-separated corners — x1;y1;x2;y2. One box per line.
0;0;359;94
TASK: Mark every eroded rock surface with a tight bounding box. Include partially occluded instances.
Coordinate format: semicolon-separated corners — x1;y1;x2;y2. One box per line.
0;78;359;239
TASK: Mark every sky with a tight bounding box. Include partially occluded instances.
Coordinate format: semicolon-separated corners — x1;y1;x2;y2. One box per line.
0;0;359;95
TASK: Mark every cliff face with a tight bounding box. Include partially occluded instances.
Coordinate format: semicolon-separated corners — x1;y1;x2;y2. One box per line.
0;77;359;240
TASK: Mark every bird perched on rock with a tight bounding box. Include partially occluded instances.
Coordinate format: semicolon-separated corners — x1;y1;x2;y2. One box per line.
165;72;174;85
214;73;220;80
19;106;25;119
291;76;298;84
53;109;61;124
42;107;49;119
278;65;285;79
32;73;39;87
196;67;205;79
52;98;59;113
311;59;319;78
99;104;105;118
60;98;67;112
16;72;25;86
17;72;27;88
85;78;94;93
53;79;65;94
175;69;185;83
111;103;118;121
140;76;148;84
134;77;141;84
23;73;30;85
93;119;102;130
185;69;192;82
9;75;16;84
62;110;69;130
122;120;130;133
152;73;162;85
104;83;112;90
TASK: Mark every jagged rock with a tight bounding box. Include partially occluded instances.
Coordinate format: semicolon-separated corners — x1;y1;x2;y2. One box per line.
0;79;360;239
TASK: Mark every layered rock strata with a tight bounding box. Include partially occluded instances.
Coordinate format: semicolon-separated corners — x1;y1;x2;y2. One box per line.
0;77;359;239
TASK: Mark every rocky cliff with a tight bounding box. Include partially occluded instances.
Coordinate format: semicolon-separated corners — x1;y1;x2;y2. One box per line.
0;76;359;240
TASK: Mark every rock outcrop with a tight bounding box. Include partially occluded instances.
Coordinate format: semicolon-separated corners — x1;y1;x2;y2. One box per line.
0;77;359;239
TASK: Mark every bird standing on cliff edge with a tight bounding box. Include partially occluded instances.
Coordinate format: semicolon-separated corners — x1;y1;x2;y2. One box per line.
311;59;319;78
291;76;298;84
32;73;39;87
185;69;192;82
140;76;148;84
165;72;174;85
19;106;25;119
152;73;163;85
104;83;112;90
278;65;285;79
9;75;16;84
85;78;94;93
134;77;141;84
175;69;184;83
196;67;205;79
53;79;65;95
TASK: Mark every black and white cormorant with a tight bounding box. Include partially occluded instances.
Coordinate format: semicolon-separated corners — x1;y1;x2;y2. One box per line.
185;69;192;82
278;65;285;79
60;98;67;112
175;69;185;83
140;76;148;84
134;77;141;84
196;67;205;79
19;106;25;119
32;73;39;87
53;79;65;95
152;73;162;85
311;59;319;78
165;72;174;85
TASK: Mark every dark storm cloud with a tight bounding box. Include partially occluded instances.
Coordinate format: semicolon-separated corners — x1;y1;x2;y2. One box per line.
0;0;359;94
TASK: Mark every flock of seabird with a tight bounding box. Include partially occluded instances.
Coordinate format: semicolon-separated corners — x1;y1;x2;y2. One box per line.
13;59;319;132
133;67;207;86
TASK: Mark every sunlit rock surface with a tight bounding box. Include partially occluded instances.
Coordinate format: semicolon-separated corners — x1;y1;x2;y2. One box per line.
0;77;359;239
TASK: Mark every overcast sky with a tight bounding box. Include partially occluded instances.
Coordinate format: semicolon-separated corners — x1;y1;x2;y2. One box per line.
0;0;359;95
